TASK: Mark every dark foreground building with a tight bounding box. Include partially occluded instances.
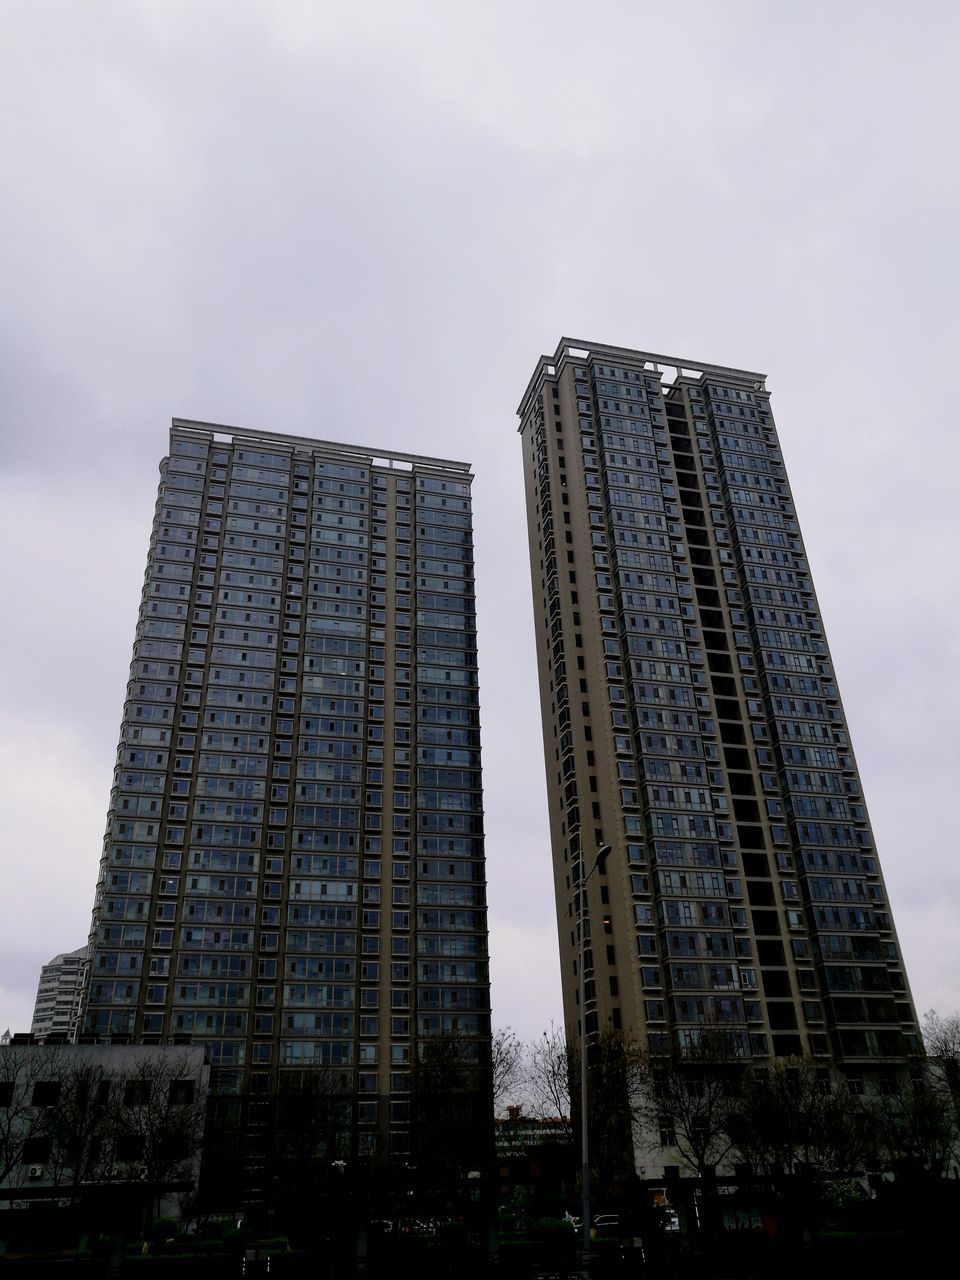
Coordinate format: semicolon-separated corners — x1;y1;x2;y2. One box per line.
516;340;918;1110
79;420;491;1198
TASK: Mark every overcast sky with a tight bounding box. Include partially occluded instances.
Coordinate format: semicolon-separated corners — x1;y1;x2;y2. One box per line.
2;0;959;1043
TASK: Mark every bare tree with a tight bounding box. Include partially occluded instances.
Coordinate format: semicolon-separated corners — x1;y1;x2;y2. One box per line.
0;1042;60;1186
492;1026;524;1116
923;1009;960;1061
43;1058;115;1201
526;1024;574;1139
2;1045;208;1232
111;1051;207;1223
586;1030;646;1199
868;1067;958;1180
411;1032;492;1173
806;1078;873;1178
923;1008;960;1125
264;1065;356;1231
729;1058;870;1179
272;1064;354;1165
731;1058;821;1177
630;1031;739;1180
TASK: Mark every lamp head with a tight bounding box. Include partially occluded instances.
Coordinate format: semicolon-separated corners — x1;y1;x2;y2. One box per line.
594;843;612;874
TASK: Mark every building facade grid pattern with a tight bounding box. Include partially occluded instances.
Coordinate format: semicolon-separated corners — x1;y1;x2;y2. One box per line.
518;340;917;1074
81;421;489;1159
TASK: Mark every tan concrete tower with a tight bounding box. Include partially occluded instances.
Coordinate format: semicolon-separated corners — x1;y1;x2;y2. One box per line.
517;339;917;1085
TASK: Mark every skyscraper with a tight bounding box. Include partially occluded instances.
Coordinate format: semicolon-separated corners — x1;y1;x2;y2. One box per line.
517;339;917;1080
80;419;489;1165
31;946;89;1040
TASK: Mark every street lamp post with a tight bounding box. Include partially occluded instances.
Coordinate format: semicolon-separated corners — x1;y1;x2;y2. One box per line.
578;842;611;1257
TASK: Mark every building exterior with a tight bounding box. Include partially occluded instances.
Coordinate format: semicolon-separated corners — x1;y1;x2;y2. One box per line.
79;420;490;1169
31;946;89;1040
0;1042;207;1220
517;339;918;1085
495;1106;574;1205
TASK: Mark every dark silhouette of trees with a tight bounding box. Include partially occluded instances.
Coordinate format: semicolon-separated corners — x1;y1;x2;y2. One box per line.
525;1023;574;1138
492;1026;524;1116
729;1057;869;1180
111;1051;208;1223
43;1058;114;1201
0;1045;208;1234
630;1031;739;1181
489;1012;960;1248
0;1042;60;1186
410;1031;492;1175
868;1067;957;1181
923;1008;960;1133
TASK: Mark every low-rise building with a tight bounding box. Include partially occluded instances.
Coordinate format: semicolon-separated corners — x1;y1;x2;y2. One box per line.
0;1041;208;1225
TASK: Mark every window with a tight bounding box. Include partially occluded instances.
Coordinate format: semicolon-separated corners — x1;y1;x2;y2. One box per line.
21;1136;52;1164
31;1081;61;1107
116;1134;146;1161
123;1080;152;1107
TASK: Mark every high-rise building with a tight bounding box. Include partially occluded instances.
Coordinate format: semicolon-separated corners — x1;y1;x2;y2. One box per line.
79;419;489;1166
31;946;89;1040
517;339;918;1079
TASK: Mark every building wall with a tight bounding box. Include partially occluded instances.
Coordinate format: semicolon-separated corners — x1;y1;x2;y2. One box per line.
31;946;88;1040
517;340;917;1074
80;421;490;1163
0;1042;207;1213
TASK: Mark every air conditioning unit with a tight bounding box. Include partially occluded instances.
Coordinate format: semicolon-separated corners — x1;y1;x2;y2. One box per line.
28;1165;44;1179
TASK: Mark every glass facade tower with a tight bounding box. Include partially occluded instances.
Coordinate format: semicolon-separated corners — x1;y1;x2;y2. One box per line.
80;419;489;1161
517;339;918;1077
